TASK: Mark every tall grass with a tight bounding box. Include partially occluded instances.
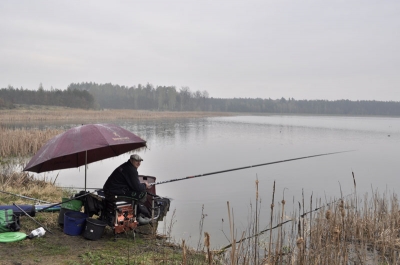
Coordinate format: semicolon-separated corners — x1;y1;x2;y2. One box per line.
0;167;64;205
213;180;400;265
0;107;232;122
0;127;63;157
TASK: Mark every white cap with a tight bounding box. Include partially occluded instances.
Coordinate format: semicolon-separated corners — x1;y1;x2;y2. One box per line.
130;154;143;161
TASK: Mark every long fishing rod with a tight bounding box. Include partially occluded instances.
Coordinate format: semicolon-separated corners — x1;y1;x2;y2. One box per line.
151;150;353;186
0;190;52;204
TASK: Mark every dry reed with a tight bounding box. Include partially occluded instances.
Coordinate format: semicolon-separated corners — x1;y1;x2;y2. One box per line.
204;232;212;264
182;239;187;265
0;170;64;207
216;181;400;265
0;107;232;122
0;127;63;157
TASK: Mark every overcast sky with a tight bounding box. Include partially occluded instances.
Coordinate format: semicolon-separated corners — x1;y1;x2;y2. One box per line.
1;1;399;101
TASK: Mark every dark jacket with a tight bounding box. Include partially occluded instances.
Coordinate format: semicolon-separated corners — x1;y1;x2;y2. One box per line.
103;160;146;197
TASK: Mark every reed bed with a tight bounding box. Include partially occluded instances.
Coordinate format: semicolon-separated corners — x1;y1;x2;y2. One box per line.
0;106;232;122
0;127;63;157
212;182;400;265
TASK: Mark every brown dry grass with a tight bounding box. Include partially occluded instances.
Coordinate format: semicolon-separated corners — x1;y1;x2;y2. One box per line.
0;127;64;157
0;105;233;122
216;183;400;265
0;164;65;205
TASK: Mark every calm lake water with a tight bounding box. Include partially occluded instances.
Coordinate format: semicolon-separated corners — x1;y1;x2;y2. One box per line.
20;115;400;248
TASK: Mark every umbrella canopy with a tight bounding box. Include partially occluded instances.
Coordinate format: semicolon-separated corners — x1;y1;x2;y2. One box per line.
24;124;146;187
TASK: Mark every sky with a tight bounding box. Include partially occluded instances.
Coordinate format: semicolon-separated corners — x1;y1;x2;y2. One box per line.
1;1;400;101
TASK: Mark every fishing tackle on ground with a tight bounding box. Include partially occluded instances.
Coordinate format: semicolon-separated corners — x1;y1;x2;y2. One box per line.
36;189;102;213
27;227;46;239
12;203;53;234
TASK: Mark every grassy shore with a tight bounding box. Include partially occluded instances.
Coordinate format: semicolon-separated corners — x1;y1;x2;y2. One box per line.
3;171;400;264
0;172;211;265
0;106;231;264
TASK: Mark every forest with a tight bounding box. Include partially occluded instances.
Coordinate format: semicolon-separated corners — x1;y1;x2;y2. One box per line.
1;82;400;116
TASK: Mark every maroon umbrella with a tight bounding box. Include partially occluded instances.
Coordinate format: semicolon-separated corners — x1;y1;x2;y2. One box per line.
24;123;147;189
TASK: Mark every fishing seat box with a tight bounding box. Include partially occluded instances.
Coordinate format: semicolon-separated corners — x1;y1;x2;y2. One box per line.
99;175;157;235
102;200;137;234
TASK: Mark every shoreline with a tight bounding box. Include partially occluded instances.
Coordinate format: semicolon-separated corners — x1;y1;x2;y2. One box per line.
2;105;398;123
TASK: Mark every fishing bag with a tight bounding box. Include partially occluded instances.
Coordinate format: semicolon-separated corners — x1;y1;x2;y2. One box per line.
83;194;103;217
0;209;20;233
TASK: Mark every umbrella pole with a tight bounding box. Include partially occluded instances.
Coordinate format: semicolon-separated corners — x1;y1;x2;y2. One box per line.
85;150;87;192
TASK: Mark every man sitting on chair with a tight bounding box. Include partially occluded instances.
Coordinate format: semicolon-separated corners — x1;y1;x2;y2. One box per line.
103;154;150;202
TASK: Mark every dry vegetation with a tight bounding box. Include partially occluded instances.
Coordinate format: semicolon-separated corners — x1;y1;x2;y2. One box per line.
0;127;64;157
0;166;64;205
212;180;400;265
0;105;232;122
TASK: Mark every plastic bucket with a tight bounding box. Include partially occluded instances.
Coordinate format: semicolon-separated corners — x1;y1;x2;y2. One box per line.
58;208;77;225
63;211;87;236
61;198;82;211
83;218;107;240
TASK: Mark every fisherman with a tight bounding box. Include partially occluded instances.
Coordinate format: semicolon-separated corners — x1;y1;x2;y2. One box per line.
103;154;150;202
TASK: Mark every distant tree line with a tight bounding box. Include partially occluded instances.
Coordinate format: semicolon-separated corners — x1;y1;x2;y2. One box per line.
1;82;400;116
0;84;95;109
67;82;209;111
214;97;400;116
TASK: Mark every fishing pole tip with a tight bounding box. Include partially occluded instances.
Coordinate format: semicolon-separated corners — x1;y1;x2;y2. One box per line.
331;149;357;154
